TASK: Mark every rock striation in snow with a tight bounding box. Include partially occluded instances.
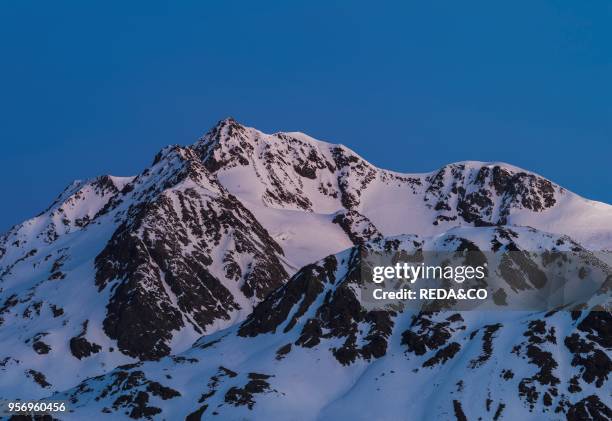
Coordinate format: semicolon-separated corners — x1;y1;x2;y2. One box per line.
0;118;610;419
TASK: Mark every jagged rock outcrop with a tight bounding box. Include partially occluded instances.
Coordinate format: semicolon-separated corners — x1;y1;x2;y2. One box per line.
54;227;611;420
0;118;610;418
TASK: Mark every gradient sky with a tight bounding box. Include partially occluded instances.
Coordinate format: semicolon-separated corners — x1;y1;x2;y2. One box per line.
1;1;610;232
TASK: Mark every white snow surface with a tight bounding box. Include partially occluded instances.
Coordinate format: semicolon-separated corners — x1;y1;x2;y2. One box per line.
0;118;610;419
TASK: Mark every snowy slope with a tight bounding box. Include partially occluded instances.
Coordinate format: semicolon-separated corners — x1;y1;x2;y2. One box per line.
0;117;610;419
0;145;289;398
195;118;612;253
52;227;611;420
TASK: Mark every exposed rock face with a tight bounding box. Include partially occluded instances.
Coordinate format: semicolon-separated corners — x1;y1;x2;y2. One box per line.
0;117;610;417
54;227;611;420
195;118;426;214
1;175;132;250
69;321;102;360
94;146;288;360
425;162;560;226
402;312;466;360
193;119;571;233
195;118;382;212
332;209;383;245
62;365;181;419
564;310;612;391
240;248;395;366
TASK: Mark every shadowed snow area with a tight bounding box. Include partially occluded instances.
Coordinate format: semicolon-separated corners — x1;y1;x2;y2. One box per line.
0;118;610;419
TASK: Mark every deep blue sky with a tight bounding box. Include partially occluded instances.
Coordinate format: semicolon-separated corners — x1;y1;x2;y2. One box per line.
1;1;610;232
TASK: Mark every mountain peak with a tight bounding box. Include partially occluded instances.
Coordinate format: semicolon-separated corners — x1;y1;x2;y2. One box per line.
198;117;248;144
1;117;611;412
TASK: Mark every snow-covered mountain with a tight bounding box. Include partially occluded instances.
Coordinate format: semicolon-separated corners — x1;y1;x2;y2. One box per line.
194;118;612;253
0;143;289;397
54;227;611;420
0;118;610;419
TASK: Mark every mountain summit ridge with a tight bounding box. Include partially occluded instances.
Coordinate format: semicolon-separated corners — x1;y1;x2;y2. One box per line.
0;118;610;419
191;118;612;251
